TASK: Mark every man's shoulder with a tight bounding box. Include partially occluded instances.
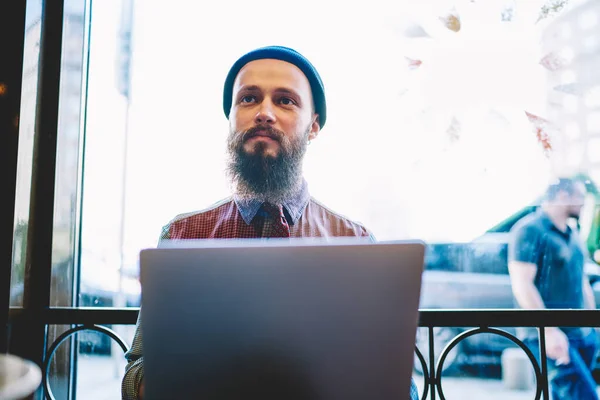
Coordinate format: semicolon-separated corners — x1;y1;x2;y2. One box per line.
159;197;237;240
509;211;546;244
511;211;543;233
166;197;235;226
307;197;372;237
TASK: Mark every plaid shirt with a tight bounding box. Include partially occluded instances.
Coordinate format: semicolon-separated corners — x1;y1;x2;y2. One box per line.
122;182;419;399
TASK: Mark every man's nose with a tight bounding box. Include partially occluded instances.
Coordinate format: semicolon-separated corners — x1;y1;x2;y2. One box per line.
255;100;276;125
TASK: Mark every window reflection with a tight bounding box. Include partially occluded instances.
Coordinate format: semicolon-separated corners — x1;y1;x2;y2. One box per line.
65;0;600;398
10;0;42;307
43;1;89;399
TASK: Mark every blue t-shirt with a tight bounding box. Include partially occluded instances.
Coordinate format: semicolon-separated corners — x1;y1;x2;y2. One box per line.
509;210;587;338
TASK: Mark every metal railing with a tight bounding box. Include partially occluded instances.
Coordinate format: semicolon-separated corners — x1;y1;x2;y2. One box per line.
10;307;599;400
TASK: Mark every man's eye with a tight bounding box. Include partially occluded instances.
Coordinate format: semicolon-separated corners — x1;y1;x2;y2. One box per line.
280;97;296;106
240;95;255;103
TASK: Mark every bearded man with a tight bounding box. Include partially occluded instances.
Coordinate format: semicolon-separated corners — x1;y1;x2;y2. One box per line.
122;45;419;400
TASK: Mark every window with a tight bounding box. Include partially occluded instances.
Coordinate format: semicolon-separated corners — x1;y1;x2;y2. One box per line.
583;35;599;53
588;111;600;132
588;137;600;163
565;120;581;139
579;9;598;30
31;0;600;397
585;85;600;108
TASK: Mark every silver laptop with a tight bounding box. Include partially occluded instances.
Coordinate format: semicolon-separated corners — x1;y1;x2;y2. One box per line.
140;239;425;400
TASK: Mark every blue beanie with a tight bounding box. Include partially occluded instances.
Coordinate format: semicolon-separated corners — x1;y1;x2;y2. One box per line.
223;46;327;128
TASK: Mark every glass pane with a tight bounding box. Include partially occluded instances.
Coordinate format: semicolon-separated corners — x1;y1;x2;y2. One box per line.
50;0;87;308
11;0;87;306
80;0;600;301
77;0;600;398
79;0;136;309
10;0;43;307
45;0;88;399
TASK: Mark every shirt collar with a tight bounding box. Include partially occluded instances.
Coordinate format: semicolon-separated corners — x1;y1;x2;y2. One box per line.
234;180;310;225
538;209;572;237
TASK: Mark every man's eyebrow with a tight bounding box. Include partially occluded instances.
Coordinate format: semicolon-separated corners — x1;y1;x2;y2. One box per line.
273;87;300;97
237;85;261;92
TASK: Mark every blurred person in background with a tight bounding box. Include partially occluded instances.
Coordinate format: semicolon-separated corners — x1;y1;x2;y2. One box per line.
509;177;598;399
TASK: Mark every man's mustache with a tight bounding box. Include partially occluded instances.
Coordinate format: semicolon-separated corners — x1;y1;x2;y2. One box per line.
242;126;284;142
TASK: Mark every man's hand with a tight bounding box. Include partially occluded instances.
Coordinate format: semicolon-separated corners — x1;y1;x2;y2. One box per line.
545;327;570;365
139;380;144;400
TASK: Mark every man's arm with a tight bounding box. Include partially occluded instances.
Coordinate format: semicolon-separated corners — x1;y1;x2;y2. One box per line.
122;310;145;399
507;221;547;309
581;242;596;310
507;260;570;363
508;223;571;364
583;275;596;309
507;261;545;309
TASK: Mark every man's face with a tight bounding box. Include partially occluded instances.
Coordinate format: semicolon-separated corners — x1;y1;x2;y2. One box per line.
556;182;587;219
228;59;320;159
225;59;320;200
566;182;587;219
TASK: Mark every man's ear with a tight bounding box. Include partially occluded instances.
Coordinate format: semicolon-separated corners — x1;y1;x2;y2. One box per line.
308;114;320;141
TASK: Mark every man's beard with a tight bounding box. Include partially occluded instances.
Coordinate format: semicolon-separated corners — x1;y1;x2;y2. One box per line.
226;125;309;204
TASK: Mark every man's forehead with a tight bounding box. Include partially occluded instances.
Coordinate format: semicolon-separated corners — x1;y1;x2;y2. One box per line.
233;59;311;92
574;181;587;195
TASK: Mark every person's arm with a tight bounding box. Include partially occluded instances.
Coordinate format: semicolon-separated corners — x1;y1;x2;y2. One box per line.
508;259;570;363
122;310;145;399
507;222;545;308
580;241;596;310
583;275;596;309
508;223;570;364
507;260;545;309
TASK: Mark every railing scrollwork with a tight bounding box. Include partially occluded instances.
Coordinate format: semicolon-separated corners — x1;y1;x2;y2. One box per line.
7;308;600;400
42;324;129;400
